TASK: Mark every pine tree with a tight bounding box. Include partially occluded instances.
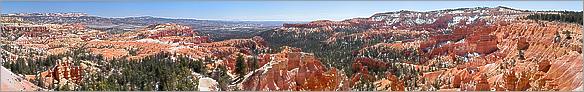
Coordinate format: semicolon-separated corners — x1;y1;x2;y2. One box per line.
352;76;375;91
216;65;232;91
235;54;247;77
250;57;259;71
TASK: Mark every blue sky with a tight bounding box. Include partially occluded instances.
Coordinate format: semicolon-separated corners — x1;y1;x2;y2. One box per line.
2;1;582;21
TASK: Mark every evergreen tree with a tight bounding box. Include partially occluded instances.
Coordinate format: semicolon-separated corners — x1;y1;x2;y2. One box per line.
215;65;232;91
352;76;375;91
250;57;259;71
235;54;246;77
526;11;583;24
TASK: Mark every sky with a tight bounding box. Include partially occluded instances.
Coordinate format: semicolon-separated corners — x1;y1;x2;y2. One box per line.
2;1;582;21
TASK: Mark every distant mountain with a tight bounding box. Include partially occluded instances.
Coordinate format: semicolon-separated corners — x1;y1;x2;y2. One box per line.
5;14;290;31
4;14;300;40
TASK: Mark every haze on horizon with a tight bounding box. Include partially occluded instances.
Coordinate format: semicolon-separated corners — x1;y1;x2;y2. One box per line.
2;1;582;21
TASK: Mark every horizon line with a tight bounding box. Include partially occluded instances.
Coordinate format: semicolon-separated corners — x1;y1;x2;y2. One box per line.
3;5;581;22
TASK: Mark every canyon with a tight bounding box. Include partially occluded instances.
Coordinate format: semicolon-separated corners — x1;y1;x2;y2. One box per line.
0;6;582;91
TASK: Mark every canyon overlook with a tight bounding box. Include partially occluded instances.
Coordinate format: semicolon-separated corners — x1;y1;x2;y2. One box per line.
259;6;582;91
0;6;582;91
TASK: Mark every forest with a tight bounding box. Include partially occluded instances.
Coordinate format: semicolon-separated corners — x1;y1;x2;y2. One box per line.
526;11;583;24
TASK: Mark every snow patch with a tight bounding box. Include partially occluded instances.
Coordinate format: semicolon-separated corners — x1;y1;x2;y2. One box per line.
198;78;219;91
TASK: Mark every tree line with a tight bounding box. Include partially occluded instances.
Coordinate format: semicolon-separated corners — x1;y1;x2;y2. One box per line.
526;11;583;24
